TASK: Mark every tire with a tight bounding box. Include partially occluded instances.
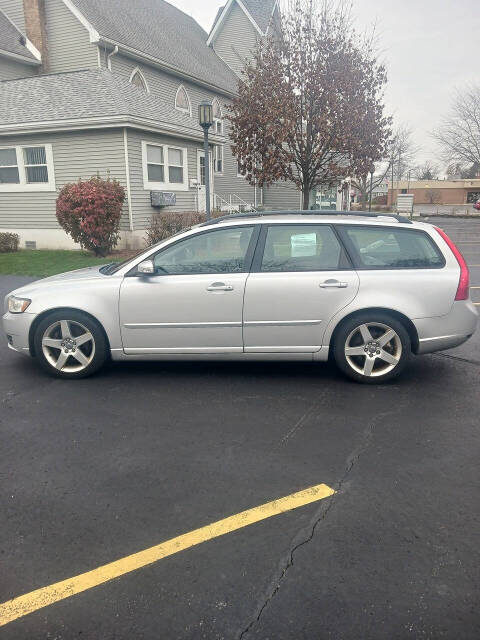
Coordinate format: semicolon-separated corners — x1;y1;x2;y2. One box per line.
332;312;411;384
34;310;108;379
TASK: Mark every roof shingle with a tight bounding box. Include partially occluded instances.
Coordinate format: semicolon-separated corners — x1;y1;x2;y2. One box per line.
0;9;38;62
242;0;277;34
0;69;211;136
70;0;238;94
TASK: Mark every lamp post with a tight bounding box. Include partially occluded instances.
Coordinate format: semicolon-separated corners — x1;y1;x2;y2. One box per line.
198;100;214;220
368;164;375;212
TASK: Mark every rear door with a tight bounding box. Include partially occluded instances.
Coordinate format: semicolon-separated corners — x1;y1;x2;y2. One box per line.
243;224;360;352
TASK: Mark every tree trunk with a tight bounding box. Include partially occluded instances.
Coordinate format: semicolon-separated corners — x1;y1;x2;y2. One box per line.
302;187;310;211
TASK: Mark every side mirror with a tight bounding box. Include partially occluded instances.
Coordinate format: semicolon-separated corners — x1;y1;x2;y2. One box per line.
137;259;155;275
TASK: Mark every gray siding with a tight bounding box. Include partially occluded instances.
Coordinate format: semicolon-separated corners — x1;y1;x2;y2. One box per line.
263;182;302;211
126;129;201;229
109;53;256;208
212;2;260;77
0;0;25;32
0;57;35;80
44;0;98;73
0;129;130;230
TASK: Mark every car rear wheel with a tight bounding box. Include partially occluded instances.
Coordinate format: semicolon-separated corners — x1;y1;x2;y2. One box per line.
333;313;411;383
34;310;107;379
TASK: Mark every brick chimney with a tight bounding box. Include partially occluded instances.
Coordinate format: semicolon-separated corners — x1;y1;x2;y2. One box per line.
23;0;48;71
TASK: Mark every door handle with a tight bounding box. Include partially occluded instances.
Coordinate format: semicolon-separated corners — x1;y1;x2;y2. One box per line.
207;283;234;292
319;280;348;289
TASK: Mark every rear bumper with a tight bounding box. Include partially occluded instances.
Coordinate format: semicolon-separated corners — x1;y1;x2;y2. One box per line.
2;312;35;356
414;300;478;354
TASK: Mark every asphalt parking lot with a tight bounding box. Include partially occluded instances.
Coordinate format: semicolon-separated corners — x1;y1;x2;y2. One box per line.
0;217;479;639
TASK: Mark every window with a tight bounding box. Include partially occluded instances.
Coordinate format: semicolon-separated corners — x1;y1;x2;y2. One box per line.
261;225;345;272
142;142;188;191
152;226;254;275
213;145;223;174
175;85;191;115
0;145;55;192
343;226;445;269
467;191;480;203
130;68;149;93
0;148;19;184
212;99;223;135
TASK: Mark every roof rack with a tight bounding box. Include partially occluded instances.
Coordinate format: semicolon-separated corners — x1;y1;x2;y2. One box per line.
200;210;413;226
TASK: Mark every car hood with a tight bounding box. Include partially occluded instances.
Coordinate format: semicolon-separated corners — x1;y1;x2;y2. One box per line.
8;265;114;298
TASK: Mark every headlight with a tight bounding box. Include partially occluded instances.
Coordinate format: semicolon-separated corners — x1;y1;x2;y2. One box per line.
8;296;31;313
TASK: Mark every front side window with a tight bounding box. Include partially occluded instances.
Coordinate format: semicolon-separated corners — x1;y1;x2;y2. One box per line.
343;226;445;269
261;225;345;272
0;145;54;191
142;142;188;190
213;145;223;173
0;148;20;184
153;227;254;275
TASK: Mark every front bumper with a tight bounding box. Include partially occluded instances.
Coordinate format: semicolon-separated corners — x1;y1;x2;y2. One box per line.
2;312;36;356
414;300;479;354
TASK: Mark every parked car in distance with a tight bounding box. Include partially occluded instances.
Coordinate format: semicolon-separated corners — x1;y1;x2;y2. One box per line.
474;199;480;211
3;212;478;383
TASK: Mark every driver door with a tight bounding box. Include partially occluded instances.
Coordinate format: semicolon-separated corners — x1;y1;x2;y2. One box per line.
119;225;257;354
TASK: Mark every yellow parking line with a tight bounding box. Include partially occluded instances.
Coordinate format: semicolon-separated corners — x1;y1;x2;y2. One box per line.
0;483;335;628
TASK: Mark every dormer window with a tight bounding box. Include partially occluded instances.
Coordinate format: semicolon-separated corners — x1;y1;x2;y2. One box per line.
129;68;149;93
175;85;191;115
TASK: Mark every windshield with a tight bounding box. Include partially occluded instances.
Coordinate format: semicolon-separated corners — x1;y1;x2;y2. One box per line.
100;227;194;275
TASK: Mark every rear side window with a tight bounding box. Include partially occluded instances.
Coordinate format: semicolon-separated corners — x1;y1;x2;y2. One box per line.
343;226;445;269
261;225;347;272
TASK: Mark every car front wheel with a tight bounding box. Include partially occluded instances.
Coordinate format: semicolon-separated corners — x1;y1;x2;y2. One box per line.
34;310;107;379
333;313;411;383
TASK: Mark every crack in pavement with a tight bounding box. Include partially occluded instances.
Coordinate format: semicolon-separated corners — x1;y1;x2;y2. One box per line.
238;407;402;640
433;352;480;367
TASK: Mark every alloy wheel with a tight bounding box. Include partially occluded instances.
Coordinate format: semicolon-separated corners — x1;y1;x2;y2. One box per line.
41;320;96;373
344;322;402;378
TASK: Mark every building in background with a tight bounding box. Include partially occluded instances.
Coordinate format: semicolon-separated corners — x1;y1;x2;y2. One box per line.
0;0;302;249
388;179;480;207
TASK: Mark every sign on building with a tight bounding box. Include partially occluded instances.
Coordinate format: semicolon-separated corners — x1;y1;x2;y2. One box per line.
151;191;177;207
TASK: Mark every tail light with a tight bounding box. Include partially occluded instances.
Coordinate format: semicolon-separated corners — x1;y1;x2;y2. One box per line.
434;226;470;300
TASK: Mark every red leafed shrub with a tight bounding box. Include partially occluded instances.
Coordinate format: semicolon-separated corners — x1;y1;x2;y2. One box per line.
56;177;125;256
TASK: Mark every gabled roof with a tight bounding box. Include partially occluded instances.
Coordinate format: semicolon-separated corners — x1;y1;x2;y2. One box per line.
67;0;238;94
207;0;278;44
0;9;40;64
0;69;225;140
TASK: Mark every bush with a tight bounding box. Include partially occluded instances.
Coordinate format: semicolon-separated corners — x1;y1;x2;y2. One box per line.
56;177;125;256
0;232;20;253
144;211;224;246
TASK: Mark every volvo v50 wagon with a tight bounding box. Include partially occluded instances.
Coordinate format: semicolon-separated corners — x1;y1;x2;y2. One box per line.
3;212;478;383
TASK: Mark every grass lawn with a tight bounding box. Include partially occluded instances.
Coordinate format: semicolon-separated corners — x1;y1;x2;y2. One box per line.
0;250;126;277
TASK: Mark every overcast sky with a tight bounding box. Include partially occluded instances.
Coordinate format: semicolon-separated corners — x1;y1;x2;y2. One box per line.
173;0;479;168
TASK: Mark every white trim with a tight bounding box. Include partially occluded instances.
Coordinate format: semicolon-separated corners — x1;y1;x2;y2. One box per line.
175;84;192;116
0;144;56;192
142;141;189;192
123;129;134;231
0;47;40;65
207;0;263;46
265;0;280;36
97;45;102;68
61;0;100;43
129;67;150;94
0;116;225;144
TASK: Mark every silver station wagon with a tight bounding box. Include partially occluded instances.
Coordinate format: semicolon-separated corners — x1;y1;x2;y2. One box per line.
3;212;478;383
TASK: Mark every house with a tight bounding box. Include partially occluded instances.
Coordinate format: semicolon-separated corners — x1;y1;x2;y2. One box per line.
0;0;301;249
388;179;480;207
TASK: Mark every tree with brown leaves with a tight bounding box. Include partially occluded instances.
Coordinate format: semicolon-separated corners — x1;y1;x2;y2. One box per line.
229;0;391;210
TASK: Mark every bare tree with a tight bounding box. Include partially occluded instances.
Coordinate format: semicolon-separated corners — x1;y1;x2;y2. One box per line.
351;125;418;209
425;189;441;204
229;0;391;210
414;161;440;180
433;84;480;168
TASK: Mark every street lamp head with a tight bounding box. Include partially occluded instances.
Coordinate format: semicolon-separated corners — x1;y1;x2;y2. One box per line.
199;100;214;128
369;164;376;175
